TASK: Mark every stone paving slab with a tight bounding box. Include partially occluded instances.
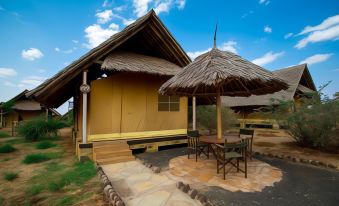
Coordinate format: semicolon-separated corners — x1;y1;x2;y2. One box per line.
102;161;201;206
167;155;282;192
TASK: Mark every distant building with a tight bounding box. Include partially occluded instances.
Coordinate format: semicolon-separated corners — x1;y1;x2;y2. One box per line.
223;64;316;128
0;89;60;130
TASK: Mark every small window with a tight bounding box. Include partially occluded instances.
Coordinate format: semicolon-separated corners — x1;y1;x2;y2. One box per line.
158;95;180;112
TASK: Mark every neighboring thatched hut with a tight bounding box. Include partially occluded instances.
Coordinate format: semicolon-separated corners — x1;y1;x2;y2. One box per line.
0;90;60;132
222;64;316;128
27;10;191;162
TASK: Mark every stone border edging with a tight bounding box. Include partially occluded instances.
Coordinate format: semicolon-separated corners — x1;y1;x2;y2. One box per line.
136;158;213;206
254;151;338;169
97;165;125;206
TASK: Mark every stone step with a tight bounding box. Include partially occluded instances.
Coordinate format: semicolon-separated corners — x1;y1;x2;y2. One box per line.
96;155;135;165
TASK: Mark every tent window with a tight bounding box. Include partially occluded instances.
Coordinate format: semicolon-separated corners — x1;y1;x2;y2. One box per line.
158;95;180;112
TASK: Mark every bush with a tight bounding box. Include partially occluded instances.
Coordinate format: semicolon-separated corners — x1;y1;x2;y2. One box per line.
256;82;339;149
196;105;238;135
35;141;57;149
0;131;10;138
3;172;18;181
18;117;69;141
27;185;44;196
22;153;61;164
0;144;16;153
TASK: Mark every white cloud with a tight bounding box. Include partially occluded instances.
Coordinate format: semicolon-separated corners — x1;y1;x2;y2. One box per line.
187;48;211;60
219;41;238;54
21;48;43;61
176;0;186;10
295;24;339;49
187;41;239;60
84;23;120;49
0;68;17;78
63;47;77;54
284;33;293;39
72;40;79;44
264;25;272;33
122;18;136;26
133;0;152;17
20;76;46;87
4;81;16;87
154;1;172;15
252;51;284;66
113;5;127;12
54;47;60;52
299;53;332;65
96;10;113;24
298;15;339;35
259;0;270;5
102;0;112;7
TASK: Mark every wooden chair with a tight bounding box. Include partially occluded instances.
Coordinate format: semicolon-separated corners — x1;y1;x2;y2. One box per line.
187;131;209;162
214;141;247;180
239;129;254;160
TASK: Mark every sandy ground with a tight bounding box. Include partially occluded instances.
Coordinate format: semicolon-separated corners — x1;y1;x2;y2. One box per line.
252;129;339;169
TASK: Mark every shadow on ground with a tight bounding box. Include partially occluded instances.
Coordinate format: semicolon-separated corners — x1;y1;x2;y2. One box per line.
137;147;339;206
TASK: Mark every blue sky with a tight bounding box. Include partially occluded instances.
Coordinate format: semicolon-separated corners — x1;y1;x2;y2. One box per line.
0;0;338;114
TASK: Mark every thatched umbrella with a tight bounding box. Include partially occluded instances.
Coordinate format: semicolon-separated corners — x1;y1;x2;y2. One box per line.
159;29;288;139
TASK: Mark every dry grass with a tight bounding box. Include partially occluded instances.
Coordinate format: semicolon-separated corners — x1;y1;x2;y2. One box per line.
0;128;105;206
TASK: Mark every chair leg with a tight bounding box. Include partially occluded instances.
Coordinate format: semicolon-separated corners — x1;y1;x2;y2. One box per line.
195;148;198;162
223;162;226;180
237;159;239;172
245;156;247;178
187;149;190;159
217;161;219;174
207;146;210;159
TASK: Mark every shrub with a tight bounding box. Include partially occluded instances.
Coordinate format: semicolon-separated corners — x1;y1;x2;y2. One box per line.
0;131;10;138
3;172;18;181
27;185;44;196
35;141;57;149
256;82;339;149
196;105;238;135
0;144;16;153
18;117;69;141
22;153;61;164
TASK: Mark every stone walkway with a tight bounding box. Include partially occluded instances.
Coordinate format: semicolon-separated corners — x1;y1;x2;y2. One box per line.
168;156;282;192
102;161;201;206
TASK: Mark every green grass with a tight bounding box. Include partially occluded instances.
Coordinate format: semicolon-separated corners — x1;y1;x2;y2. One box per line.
54;196;76;206
35;141;57;149
4;138;25;145
22;153;62;164
27;184;44;196
0;144;16;153
3;171;18;181
0;195;4;205
0;131;10;138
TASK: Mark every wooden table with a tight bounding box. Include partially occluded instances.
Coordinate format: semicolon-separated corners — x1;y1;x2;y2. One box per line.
199;135;242;144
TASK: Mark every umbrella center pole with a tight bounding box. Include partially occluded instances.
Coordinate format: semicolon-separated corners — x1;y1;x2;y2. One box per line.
216;89;223;139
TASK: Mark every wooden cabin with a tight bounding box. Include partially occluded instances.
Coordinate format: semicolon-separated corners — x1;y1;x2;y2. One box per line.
0;90;60;134
223;64;316;129
26;10;191;163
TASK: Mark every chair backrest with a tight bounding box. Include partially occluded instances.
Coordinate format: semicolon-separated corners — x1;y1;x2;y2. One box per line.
187;130;199;148
214;142;247;161
239;129;254;137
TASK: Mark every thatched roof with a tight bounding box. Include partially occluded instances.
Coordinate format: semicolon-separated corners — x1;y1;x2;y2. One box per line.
101;52;181;76
223;64;316;107
160;48;288;97
27;10;190;108
12;100;41;111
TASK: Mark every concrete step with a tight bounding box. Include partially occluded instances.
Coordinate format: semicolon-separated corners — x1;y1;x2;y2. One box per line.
96;155;135;165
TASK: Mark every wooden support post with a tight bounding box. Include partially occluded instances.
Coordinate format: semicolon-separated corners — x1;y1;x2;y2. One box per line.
192;96;196;131
216;89;222;139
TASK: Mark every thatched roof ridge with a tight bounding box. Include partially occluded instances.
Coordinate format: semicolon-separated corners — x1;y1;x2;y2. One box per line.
160;48;288;97
222;64;316;107
101;52;181;76
26;10;190;107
